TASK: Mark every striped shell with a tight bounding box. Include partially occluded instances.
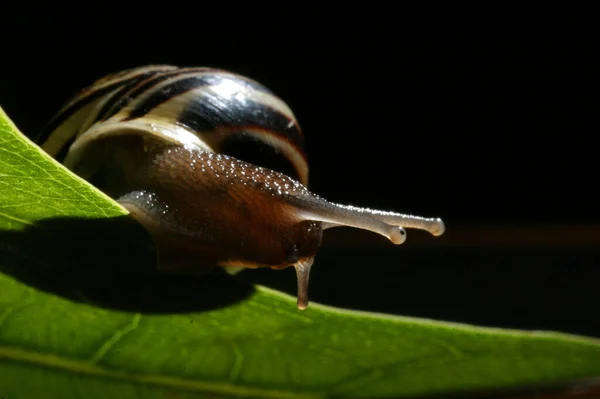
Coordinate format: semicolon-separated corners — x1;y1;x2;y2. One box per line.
39;65;309;186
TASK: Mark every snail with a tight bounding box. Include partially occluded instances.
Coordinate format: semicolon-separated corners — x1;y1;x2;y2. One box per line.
37;65;445;310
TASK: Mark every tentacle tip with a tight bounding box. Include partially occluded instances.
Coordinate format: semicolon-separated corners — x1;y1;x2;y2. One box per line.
297;299;308;310
390;227;407;244
294;259;313;310
431;218;446;236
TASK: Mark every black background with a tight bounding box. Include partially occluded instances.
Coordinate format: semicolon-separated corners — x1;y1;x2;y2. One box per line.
1;9;598;338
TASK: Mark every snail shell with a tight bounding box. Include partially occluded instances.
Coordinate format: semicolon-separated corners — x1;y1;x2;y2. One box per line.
38;65;445;309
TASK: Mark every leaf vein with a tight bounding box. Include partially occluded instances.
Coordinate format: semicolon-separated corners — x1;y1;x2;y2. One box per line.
88;313;142;364
0;210;32;226
229;342;244;382
0;147;113;218
0;345;319;399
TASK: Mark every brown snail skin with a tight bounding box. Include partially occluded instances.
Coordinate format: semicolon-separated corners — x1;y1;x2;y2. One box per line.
38;65;445;310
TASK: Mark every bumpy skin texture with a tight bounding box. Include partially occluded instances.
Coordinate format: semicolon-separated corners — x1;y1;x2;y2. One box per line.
118;143;323;274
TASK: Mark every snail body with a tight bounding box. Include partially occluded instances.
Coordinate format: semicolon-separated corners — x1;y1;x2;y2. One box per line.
38;65;445;309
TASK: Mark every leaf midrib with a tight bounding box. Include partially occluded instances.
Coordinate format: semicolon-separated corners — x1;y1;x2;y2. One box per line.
0;344;322;399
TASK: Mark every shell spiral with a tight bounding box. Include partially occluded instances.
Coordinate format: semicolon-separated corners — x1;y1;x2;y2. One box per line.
38;65;309;186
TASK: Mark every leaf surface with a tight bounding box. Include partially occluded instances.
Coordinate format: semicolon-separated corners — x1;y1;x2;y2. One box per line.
1;106;599;399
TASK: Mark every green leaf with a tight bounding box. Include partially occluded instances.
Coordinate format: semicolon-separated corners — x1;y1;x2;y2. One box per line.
1;105;599;399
